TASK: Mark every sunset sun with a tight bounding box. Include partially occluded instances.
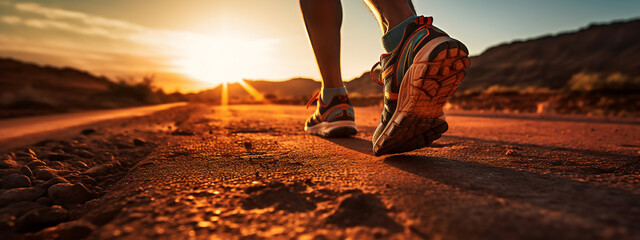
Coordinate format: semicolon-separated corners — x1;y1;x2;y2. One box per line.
172;33;257;86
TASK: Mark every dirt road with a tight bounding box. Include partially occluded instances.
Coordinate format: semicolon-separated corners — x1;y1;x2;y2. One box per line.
2;104;639;239
0;102;186;151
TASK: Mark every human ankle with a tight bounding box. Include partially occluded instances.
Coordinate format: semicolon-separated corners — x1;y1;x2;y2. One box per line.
382;15;416;52
320;86;347;104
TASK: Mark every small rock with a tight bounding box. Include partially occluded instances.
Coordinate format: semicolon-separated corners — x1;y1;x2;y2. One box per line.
33;167;57;180
0;158;20;169
47;153;72;161
78;176;97;186
133;138;146;146
16;150;37;161
21;165;34;179
0;213;15;232
36;197;53;206
48;183;95;205
17;154;38;162
48;161;65;169
55;221;95;240
172;129;195;136
0;201;42;219
75;150;94;159
26;160;47;169
83;161;120;177
0;187;46;207
34;139;56;147
81;128;96;135
1;174;31;189
71;160;89;169
15;205;69;233
243;142;253;150
505;149;518;156
26;148;37;157
42;177;69;188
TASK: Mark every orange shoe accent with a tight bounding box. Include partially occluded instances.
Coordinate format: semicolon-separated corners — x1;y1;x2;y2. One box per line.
385;91;398;100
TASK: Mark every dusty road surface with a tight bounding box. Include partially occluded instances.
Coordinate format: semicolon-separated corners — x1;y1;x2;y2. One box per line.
1;104;639;239
0;102;186;151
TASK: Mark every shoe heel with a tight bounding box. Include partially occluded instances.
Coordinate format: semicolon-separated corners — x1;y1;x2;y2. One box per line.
400;37;470;118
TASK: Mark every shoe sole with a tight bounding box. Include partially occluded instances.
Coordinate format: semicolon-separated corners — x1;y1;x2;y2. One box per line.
373;36;470;156
305;121;357;138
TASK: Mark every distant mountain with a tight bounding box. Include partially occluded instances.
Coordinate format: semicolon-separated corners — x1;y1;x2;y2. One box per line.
0;58;112;108
0;57;184;118
192;70;383;103
460;18;640;90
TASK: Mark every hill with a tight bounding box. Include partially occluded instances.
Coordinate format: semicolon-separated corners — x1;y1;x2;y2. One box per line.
0;58;184;118
461;18;640;91
191;70;382;105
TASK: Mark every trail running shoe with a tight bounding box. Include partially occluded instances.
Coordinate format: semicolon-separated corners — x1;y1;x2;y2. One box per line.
371;16;470;156
304;90;357;137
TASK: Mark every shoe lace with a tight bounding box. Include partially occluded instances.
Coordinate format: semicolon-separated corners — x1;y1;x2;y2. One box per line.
369;16;434;88
370;61;383;86
305;90;320;109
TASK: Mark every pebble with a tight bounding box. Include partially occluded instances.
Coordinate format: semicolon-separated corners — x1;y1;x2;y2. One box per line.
83;161;120;177
71;160;89;169
0;187;46;207
75;150;94;159
33;167;57;180
115;143;134;149
26;160;47;169
54;221;95;240
78;176;97;186
1;174;31;189
133;138;146;146
81;128;96;135
26;148;37;157
0;214;13;232
21;166;34;179
36;196;53;206
47;153;72;161
0;158;20;169
16;150;38;162
48;183;95;205
15;205;69;233
48;161;66;169
0;201;42;219
42;177;70;188
17;154;38;162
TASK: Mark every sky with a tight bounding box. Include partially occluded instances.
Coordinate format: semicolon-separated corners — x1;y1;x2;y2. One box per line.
0;0;639;92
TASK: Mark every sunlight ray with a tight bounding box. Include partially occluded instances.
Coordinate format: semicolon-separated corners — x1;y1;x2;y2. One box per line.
238;80;266;102
221;82;229;106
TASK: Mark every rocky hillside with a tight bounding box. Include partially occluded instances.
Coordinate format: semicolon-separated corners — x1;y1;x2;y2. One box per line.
461;18;640;91
0;58;112;107
0;58;184;118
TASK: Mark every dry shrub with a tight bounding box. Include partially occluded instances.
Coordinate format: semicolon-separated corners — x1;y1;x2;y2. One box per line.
567;72;640;92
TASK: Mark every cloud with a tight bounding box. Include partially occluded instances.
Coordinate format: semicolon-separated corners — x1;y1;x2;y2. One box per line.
14;2;145;33
8;2;170;45
0;15;21;24
0;2;281;85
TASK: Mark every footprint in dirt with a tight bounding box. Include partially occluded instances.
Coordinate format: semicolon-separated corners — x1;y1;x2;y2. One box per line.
240;182;316;212
325;190;403;233
239;181;403;233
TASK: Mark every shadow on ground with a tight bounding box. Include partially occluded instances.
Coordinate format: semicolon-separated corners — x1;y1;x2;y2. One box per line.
383;154;640;230
324;137;374;155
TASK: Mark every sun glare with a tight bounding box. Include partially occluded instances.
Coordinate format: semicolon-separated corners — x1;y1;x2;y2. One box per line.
172;33;258;86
